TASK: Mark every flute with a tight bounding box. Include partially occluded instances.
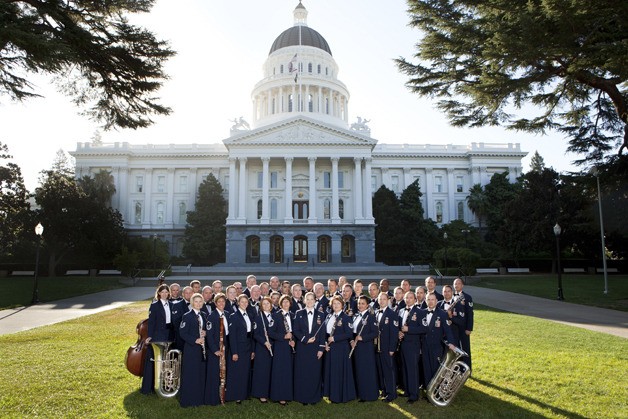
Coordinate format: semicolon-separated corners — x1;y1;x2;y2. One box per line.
262;313;273;357
283;312;295;354
349;313;367;358
199;314;207;361
396;306;412;351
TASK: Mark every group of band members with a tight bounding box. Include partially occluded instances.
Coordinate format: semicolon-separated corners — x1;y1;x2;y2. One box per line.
140;274;473;407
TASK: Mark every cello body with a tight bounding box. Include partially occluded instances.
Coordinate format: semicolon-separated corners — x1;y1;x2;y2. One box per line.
125;319;149;377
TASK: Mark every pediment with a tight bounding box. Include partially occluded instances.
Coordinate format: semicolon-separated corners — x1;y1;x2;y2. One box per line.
223;116;377;148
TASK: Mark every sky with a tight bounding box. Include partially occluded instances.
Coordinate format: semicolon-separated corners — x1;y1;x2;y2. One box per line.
0;0;579;191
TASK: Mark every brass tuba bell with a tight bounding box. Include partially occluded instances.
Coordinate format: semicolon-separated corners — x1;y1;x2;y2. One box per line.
426;345;471;406
150;341;182;398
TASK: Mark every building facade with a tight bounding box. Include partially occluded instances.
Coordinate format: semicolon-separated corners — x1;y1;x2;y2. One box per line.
71;3;526;265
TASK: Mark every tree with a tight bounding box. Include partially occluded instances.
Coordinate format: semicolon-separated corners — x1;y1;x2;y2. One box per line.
529;151;546;173
399;179;439;262
1;1;175;129
78;169;116;206
396;0;628;164
466;183;487;232
483;172;520;247
182;174;227;265
0;141;32;261
372;185;405;264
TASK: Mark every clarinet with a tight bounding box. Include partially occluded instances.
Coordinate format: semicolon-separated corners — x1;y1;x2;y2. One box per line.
218;314;226;405
325;313;338;351
375;310;382;353
262;312;273;357
199;313;207;361
283;312;295;354
396;306;412;351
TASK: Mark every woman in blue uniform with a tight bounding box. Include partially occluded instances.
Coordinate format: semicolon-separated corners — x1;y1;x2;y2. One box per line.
250;297;275;403
141;284;174;395
293;291;325;405
269;295;295;405
226;294;254;403
178;293;208;407
205;292;228;406
375;292;399;402
323;296;356;403
350;295;379;402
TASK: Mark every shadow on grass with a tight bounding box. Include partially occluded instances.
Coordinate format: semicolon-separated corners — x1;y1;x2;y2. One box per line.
470;377;587;419
122;383;558;418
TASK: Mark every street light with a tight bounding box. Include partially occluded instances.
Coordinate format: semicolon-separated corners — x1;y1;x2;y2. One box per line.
443;232;448;277
590;167;609;295
461;229;470;248
31;223;44;305
553;223;565;301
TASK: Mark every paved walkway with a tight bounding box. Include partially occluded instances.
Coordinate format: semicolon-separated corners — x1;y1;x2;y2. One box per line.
0;285;626;338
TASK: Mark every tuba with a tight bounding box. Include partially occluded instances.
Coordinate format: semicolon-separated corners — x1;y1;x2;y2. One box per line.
150;341;182;398
426;345;471;406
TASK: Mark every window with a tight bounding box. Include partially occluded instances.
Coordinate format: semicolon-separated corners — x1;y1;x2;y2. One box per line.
325;67;329;76
135;176;143;193
280;64;284;74
457;201;465;220
434;176;443;193
391;175;399;193
436;201;443;223
338;171;344;188
270;198;278;219
323;199;331;219
270;171;278;188
317;64;321;74
339;199;344;219
371;175;377;193
179;175;188;193
456;176;464;193
289;94;293;112
257;199;262;219
157;175;166;193
178;202;187;223
134;201;142;224
308;62;312;73
257;172;263;188
308;94;313;112
224;175;229;191
156;202;165;224
323;171;331;188
246;236;260;263
341;235;355;262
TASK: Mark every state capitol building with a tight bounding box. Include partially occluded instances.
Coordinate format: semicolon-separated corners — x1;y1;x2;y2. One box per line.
71;3;526;266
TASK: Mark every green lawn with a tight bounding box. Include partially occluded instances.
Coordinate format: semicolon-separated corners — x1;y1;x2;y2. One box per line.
474;274;628;311
0;302;626;418
0;276;129;310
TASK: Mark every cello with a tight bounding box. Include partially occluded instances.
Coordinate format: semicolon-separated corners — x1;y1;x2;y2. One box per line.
125;318;149;377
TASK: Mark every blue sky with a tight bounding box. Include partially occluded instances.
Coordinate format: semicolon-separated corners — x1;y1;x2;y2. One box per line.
0;0;577;190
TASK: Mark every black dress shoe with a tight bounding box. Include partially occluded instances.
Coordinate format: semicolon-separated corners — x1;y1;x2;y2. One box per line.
259;398;268;403
235;400;242;404
279;401;287;406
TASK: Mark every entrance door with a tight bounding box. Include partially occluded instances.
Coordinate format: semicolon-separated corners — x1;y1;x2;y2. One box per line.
293;235;308;262
293;201;309;220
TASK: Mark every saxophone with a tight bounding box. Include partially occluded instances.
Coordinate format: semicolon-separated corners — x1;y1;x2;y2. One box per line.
150;341;182;398
426;345;471;406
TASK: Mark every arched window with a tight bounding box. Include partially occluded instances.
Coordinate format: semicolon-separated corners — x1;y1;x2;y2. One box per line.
257;199;263;219
308;62;313;73
270;235;283;263
270;198;278;220
457;201;464;220
246;236;260;263
339;199;344;219
436;201;443;223
323;199;331;219
341;235;355;262
156;202;165;224
178;202;187;224
318;235;331;263
134;201;142;224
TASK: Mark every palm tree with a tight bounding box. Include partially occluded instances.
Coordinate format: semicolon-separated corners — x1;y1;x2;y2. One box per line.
466;183;487;232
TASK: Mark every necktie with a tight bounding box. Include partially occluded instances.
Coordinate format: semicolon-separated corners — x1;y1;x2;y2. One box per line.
308;311;313;316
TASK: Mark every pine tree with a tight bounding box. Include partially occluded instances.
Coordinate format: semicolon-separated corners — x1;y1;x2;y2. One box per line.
529;151;546;173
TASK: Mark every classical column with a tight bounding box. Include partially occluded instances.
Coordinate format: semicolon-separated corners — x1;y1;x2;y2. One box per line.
166;168;175;227
143;168;153;226
308;157;317;223
425;168;433;219
447;168;455;224
353;157;363;221
237;157;247;221
267;90;272;117
189;168;198;211
284;157;293;223
331;157;340;223
227;158;237;221
292;84;296;112
363;158;373;220
305;85;310;112
261;157;270;223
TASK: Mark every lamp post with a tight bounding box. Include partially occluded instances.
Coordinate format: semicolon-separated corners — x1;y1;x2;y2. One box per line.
31;223;44;305
443;232;448;277
590;167;609;295
553;223;565;301
152;234;158;274
461;229;470;248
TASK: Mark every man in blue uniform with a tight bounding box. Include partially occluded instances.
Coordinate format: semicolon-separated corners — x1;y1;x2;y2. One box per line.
398;291;421;404
313;282;330;314
419;293;456;388
375;292;399;403
453;277;474;370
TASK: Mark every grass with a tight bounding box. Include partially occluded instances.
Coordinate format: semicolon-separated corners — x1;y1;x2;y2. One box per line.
474;274;628;311
0;302;626;418
0;276;129;310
